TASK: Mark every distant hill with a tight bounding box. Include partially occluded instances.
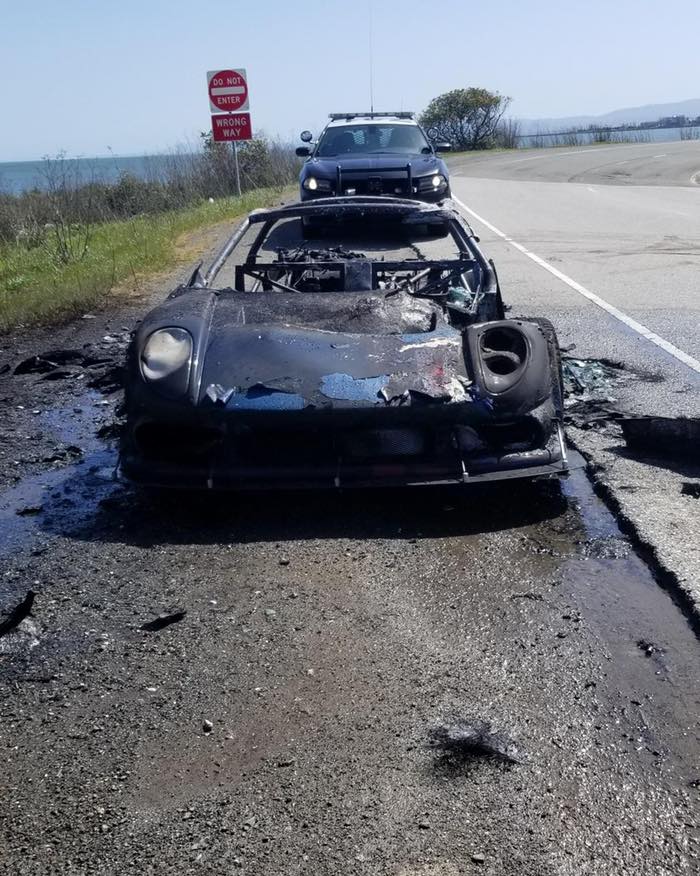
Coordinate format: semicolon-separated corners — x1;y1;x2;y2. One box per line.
518;99;700;134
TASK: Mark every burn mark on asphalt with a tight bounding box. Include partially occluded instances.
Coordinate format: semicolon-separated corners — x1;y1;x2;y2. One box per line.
141;611;187;632
0;590;35;638
428;718;525;765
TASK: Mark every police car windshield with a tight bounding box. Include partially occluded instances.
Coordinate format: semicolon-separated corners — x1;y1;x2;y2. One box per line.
316;124;430;157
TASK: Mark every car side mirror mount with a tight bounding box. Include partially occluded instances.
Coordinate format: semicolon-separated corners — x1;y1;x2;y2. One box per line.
300;130;313;142
296;146;312;157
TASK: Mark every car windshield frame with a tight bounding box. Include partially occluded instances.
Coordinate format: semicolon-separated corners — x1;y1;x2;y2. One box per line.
315;123;431;158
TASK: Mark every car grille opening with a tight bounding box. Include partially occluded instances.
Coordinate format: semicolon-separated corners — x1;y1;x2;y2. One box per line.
134;423;224;461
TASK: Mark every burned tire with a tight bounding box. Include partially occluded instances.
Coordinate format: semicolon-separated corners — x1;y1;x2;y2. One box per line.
527;317;564;418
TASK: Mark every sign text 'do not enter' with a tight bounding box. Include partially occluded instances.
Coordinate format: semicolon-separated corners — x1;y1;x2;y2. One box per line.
207;69;249;113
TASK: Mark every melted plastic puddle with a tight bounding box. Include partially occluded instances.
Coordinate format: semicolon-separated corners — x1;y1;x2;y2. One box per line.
0;392;119;559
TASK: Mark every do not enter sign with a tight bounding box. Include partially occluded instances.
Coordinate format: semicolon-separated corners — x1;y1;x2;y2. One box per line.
207;69;249;113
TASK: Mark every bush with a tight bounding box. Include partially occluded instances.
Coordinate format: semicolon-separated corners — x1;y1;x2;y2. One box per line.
0;138;300;250
419;88;511;151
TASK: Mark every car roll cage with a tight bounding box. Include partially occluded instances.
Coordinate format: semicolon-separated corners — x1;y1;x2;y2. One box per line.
202;197;498;303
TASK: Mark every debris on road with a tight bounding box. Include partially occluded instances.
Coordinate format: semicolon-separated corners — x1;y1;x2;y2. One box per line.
140;610;187;632
563;356;625;398
202;719;214;734
428;718;525;764
0;590;36;638
562;356;628;431
636;638;664;657
620;416;700;460
12;340;128;394
15;505;43;517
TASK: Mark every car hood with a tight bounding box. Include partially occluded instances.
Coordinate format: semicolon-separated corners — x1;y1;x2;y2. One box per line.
304;154;444;177
198;293;470;409
134;291;472;410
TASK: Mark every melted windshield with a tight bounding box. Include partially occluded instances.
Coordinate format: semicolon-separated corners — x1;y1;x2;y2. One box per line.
316;124;430;157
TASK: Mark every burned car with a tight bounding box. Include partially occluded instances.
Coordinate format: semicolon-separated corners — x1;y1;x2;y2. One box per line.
120;197;568;490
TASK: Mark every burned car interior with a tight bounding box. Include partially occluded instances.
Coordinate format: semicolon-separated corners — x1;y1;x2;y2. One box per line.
121;197;568;490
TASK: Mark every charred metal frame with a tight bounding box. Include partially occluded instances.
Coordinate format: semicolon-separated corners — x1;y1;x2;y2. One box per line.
204;197;500;310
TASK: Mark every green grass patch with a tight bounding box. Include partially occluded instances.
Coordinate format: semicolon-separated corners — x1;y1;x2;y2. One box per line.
0;187;291;333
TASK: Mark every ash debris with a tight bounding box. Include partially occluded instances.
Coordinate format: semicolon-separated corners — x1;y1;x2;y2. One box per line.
428;717;525;765
11;332;129;394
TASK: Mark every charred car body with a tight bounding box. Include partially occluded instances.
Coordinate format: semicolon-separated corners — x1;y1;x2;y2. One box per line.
120;197;568;490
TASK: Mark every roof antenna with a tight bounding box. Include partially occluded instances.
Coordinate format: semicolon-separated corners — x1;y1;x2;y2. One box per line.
368;0;375;114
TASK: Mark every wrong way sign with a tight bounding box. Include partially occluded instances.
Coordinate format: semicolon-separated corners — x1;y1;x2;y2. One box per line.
207;69;249;113
211;112;253;142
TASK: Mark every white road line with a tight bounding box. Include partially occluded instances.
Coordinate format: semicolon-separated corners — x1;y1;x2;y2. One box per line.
653;154;667;158
452;195;700;374
506;142;684;165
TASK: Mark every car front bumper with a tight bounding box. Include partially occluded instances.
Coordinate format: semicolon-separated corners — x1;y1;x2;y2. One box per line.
119;404;569;491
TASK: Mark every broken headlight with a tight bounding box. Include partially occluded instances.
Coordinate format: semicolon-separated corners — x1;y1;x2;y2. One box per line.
140;327;193;397
478;325;528;394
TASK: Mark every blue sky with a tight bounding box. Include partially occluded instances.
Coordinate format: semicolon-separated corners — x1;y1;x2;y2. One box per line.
1;0;698;161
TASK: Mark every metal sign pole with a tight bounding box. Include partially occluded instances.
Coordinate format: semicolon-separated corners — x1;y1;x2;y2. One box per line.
233;139;242;197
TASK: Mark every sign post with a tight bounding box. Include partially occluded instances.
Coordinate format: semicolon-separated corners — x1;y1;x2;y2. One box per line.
207;68;253;197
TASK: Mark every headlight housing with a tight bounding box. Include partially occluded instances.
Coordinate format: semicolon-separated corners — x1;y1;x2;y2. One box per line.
303;176;332;192
418;173;448;192
140;328;193;397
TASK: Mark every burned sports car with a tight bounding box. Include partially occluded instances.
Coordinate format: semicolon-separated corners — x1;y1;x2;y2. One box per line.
120;197;568;489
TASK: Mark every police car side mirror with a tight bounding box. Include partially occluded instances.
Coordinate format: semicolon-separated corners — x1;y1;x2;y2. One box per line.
296;146;312;157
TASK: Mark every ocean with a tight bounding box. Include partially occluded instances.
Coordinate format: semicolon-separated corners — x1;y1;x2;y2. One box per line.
0;153;179;196
1;127;695;195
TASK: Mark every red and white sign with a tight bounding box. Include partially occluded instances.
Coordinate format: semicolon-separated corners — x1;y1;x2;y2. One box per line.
207;68;249;113
211;112;253;142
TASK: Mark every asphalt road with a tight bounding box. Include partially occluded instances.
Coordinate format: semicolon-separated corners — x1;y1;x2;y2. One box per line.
0;145;699;875
449;139;700;187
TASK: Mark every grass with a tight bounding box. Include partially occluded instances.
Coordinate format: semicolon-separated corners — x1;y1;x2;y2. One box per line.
0;187;291;333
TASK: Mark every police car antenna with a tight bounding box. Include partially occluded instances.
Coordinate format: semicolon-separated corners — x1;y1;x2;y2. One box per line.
368;0;375;114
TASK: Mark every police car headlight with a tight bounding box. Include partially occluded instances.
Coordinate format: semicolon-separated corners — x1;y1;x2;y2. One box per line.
418;173;448;192
303;177;332;192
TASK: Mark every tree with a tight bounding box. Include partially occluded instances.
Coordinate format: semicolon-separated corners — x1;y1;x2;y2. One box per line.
419;88;512;151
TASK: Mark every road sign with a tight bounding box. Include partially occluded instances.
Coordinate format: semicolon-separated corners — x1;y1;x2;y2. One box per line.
211;112;253;142
207;69;249;113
